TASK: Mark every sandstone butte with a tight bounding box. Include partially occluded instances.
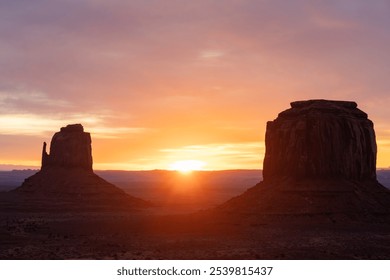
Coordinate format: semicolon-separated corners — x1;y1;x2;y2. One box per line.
220;99;390;220
14;124;148;210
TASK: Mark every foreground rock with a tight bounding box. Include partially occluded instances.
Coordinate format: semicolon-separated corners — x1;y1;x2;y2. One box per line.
10;124;149;211
220;100;390;221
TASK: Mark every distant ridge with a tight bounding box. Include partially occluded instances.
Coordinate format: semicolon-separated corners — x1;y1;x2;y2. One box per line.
0;164;39;171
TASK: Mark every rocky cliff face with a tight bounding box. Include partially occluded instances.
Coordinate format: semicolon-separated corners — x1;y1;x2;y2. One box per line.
220;100;390;219
263;100;377;182
42;124;92;171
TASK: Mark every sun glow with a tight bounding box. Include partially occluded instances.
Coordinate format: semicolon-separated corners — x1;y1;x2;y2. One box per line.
169;160;206;173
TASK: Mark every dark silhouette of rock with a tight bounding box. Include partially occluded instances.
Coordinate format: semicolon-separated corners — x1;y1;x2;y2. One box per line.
263;100;376;181
42;124;92;171
220;100;390;219
14;124;149;210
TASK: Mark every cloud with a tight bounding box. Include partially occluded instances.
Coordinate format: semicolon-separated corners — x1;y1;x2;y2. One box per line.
0;113;147;139
1;1;389;106
0;0;390;169
199;50;225;59
160;142;265;170
0;89;70;114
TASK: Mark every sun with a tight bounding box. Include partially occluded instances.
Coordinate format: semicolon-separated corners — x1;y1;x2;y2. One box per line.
169;160;206;173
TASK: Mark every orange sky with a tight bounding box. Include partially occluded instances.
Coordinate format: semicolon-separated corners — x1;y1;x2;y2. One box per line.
0;1;390;170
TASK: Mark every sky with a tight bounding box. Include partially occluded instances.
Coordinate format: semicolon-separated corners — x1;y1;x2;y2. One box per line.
0;0;390;171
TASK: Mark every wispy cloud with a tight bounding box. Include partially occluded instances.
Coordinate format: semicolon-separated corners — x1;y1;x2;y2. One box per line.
0;0;390;169
378;140;390;147
160;142;265;170
89;126;148;139
0;113;147;139
0;90;70;113
199;50;226;59
161;142;264;154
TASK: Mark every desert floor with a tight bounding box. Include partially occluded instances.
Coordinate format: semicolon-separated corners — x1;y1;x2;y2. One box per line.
1;205;390;259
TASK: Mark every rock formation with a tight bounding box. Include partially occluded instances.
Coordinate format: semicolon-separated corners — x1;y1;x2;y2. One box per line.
220;100;390;220
14;124;148;210
263;100;376;181
41;124;92;171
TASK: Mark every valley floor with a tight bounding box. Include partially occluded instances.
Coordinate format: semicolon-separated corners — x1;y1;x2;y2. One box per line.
1;208;390;260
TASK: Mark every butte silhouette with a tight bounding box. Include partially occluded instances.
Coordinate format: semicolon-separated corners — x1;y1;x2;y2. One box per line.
13;124;148;210
220;100;390;220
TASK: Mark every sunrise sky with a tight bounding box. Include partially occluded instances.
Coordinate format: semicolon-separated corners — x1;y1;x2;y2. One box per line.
0;0;390;171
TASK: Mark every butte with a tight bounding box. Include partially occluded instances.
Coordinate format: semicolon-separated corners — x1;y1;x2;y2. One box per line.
12;124;148;210
219;100;390;221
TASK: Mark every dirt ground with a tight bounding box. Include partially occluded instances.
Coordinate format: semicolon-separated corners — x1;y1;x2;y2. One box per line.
1;206;390;260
